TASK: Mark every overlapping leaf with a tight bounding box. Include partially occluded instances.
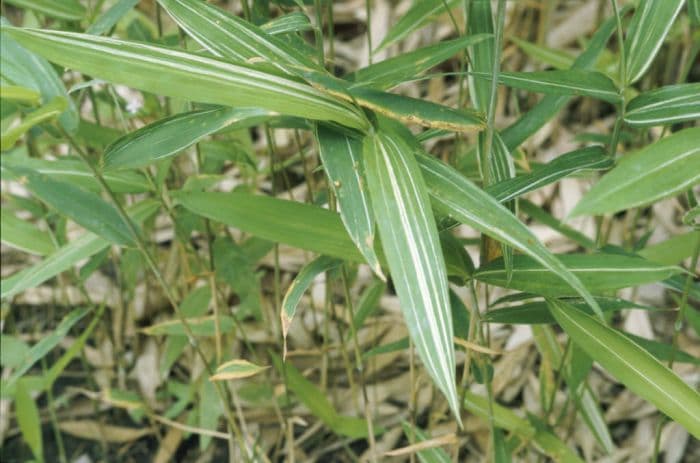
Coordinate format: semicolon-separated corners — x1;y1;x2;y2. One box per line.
624;84;700;127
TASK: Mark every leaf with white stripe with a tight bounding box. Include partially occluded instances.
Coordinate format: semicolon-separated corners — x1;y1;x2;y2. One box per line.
475;254;682;296
317;126;383;279
1;27;368;131
157;0;317;71
363;126;460;422
624;0;686;85
546;299;700;439
103;107;274;171
417;153;603;318
472;70;622;104
570;128;700;217
260;12;313;36
624;83;700;127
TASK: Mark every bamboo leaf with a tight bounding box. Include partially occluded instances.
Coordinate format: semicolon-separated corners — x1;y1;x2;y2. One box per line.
210;359;269;381
15;379;43;462
4;0;85;20
351;34;491;90
375;0;459;52
472;70;622;104
86;0;140;36
0;209;55;256
103;107;274;171
467;0;495;111
8;166;137;246
1;96;67;150
570;128;700;216
1;200;159;300
486;146;612;203
546;299;700;439
476;254;682;296
624;0;686;85
2;27;368;131
400;422;452;463
363;126;460;423
0;85;41;105
417;154;603;318
316;126;383;278
624;83;700;127
260;12;313;35
280;256;342;355
142;315;235;337
509;36;575;70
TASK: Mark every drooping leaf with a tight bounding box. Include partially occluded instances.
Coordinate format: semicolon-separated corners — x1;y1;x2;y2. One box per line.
351;34;491;90
210;359;269;381
471;70;621;104
624;0;686;84
1;200;159;300
624;83;700;127
546;299;700;439
8;165;137;246
475;254;682;296
316;126;383;277
2;27;368;131
375;0;459;52
363;126;460;422
417;154;603;317
570;128;700;217
103;107;274;171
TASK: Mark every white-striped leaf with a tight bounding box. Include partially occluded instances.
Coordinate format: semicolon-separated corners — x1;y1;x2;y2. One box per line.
2;27;368;131
363;126;460;423
624;0;686;85
417;153;603;318
547;299;700;439
570;127;700;216
316;126;383;279
624;83;700;127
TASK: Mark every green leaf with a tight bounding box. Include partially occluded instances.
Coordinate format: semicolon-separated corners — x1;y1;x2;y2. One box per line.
8;165;137;246
546;299;700;439
570;128;700;216
401;422;452;463
624;83;700;127
15;378;43;462
210;359;269;381
1;96;67;150
0;336;30;370
472;70;621;104
0;209;55;256
509;36;575;70
417;154;603;318
157;0;318;71
352;280;386;330
476;253;682;296
351;34;491;90
463;391;584;462
486;146;612;203
1;24;78;132
271;354;377;438
280;256;342;350
1;200;159;300
5;307;89;390
86;0;140;36
375;0;459;52
103;107;273;171
638;232;700;265
624;0;685;85
363;126;460;423
260;11;313;35
4;0;85;20
0;85;41;105
467;0;495;111
622;332;700;365
2;27;368;131
316;126;383;278
174;191;364;262
142;315;235;337
198;378;222;451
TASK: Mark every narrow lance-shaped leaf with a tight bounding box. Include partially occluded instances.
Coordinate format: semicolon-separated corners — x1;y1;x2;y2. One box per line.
15;378;43;462
316;126;383;279
467;0;495;111
8;166;136;247
471;70;622;104
375;0;459;52
0;209;55;256
570;128;700;217
2;27;368;131
0;85;40;104
157;0;318;71
4;0;85;20
1;96;67;151
475;253;682;296
363;126;460;423
350;34;491;90
400;422;452;463
624;0;686;85
210;359;269;381
416;153;603;318
103;107;274;171
624;83;700;127
546;299;700;439
281;256;342;357
86;0;140;36
260;11;313;35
